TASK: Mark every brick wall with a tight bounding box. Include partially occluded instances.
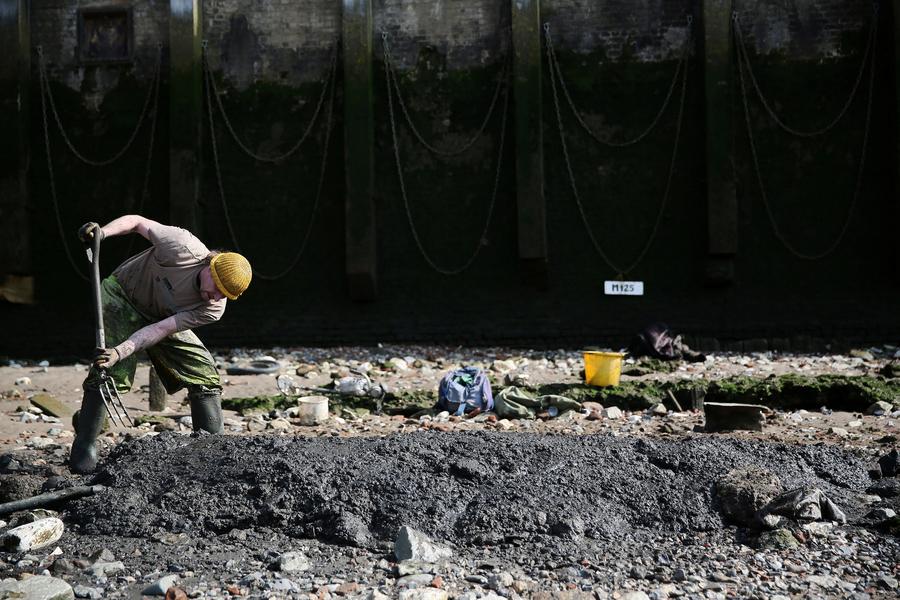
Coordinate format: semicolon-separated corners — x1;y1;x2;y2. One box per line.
374;0;510;69
203;0;340;88
7;0;896;354
542;0;695;60
734;0;872;57
33;0;166;89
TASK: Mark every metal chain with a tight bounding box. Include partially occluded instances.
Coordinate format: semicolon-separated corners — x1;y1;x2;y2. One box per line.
37;50;89;281
732;4;877;138
37;44;162;281
382;32;508;157
202;41;337;163
37;45;162;167
735;9;877;260
546;23;690;276
385;50;511;276
544;18;692;148
124;51;163;257
205;44;338;280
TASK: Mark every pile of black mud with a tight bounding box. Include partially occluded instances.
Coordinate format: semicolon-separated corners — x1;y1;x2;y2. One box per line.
69;432;872;549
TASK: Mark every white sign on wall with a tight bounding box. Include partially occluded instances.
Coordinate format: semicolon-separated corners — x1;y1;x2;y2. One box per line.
604;280;644;296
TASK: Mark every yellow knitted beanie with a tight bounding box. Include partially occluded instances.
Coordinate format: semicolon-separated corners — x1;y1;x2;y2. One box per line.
210;252;252;300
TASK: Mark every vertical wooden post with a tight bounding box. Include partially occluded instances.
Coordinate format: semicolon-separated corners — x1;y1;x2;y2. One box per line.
894;0;900;279
169;0;202;233
0;0;33;303
511;0;548;286
702;0;737;284
148;366;167;411
342;0;377;301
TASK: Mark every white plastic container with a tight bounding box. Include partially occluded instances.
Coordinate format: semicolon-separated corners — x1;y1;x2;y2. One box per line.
297;396;329;425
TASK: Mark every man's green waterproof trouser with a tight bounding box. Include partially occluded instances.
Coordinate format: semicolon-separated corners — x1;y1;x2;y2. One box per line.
83;276;220;393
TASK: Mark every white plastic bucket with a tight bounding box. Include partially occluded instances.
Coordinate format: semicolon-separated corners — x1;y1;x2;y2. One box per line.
297;396;329;425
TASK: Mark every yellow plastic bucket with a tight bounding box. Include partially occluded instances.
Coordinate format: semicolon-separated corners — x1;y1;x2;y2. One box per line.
583;351;625;387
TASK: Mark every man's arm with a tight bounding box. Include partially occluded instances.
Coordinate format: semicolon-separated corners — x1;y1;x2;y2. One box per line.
99;215;160;241
94;316;178;368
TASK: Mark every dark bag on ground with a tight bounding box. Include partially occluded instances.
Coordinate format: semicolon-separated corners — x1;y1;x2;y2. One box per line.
629;322;705;362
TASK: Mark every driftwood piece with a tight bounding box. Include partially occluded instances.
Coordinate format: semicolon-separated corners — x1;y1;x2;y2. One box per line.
0;484;104;516
1;517;64;552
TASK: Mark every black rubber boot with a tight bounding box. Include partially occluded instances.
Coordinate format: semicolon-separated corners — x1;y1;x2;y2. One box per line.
188;385;224;434
69;387;106;474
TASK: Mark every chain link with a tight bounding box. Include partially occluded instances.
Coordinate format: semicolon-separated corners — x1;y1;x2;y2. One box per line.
544;19;691;148
37;45;162;167
37;45;162;281
382;32;508;157
124;54;163;258
546;25;690;276
385;50;511;276
205;45;338;280
735;11;877;260
203;42;337;163
733;6;876;138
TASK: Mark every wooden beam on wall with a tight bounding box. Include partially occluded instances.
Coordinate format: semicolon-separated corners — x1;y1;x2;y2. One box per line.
894;0;900;280
0;0;33;302
342;0;377;301
169;0;202;234
702;0;737;285
511;0;548;286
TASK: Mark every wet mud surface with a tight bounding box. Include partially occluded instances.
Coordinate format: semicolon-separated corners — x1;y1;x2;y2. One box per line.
73;431;874;548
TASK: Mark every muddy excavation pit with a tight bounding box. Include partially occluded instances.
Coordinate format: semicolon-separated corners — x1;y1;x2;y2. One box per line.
0;430;875;597
71;432;875;545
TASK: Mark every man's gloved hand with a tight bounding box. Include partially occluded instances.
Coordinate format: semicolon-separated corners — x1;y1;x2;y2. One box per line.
78;222;104;245
93;347;120;369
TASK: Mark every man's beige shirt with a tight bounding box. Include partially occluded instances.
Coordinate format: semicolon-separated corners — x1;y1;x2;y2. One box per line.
113;224;226;331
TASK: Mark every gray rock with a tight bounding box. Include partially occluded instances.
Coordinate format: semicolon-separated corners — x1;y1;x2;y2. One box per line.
396;560;437;576
618;592;650;600
488;571;514;590
866;401;893;415
0;575;74;600
88;548;115;563
878;449;899;478
398;589;448;600
73;585;103;599
877;576;898;590
142;574;178;596
757;528;799;550
394;526;453;563
397;573;435;588
85;560;125;577
50;558;77;574
272;551;310;573
603;407;623;419
867;507;896;520
716;467;782;526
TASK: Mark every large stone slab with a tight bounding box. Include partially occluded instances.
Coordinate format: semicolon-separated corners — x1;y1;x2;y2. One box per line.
704;402;767;432
30;394;73;419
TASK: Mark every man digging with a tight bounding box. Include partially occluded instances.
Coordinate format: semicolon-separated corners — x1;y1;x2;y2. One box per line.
69;215;252;474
